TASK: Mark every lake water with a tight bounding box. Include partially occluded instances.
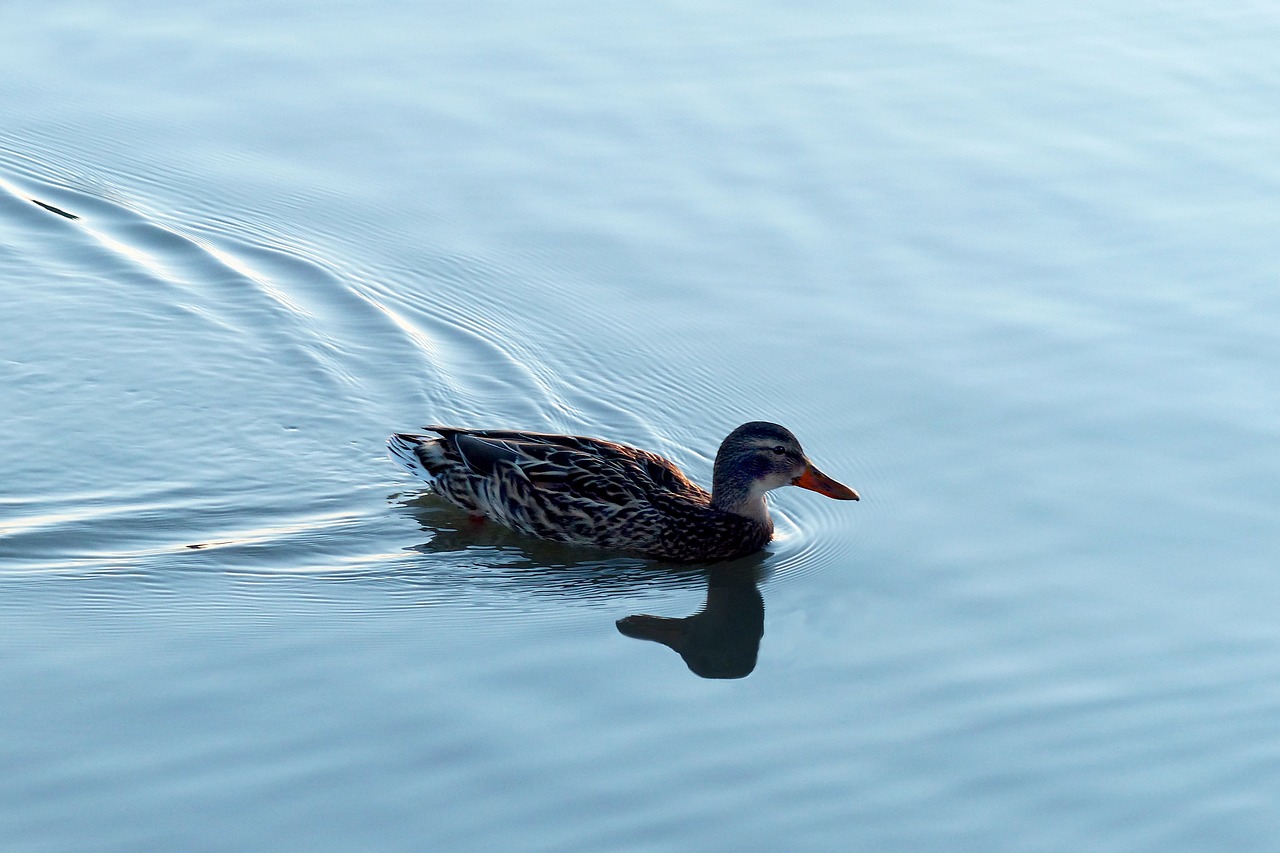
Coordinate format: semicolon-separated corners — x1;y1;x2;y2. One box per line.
3;1;1279;850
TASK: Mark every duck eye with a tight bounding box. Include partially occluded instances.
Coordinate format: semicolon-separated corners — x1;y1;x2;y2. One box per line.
772;445;787;456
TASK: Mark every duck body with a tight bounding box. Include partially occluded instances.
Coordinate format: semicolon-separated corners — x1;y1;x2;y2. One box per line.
387;422;858;563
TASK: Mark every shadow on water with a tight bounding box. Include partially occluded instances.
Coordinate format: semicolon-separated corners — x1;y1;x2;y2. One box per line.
398;496;768;679
617;563;765;679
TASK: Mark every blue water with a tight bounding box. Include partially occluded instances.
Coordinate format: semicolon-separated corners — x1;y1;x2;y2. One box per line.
3;2;1279;850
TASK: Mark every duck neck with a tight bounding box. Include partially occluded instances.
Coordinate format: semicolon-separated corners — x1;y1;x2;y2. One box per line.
711;480;774;528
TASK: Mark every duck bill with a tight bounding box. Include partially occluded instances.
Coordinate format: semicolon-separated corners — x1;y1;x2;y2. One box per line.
793;463;860;501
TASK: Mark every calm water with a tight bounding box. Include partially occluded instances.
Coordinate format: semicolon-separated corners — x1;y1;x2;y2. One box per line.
3;1;1279;850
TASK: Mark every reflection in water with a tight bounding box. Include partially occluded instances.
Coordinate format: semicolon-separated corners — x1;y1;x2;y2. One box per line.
400;498;659;577
618;564;765;680
400;496;767;678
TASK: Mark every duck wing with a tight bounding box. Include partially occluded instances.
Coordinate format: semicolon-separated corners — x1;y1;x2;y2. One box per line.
424;426;708;503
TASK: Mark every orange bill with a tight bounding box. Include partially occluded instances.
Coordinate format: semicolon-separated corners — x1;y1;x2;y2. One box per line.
792;463;860;501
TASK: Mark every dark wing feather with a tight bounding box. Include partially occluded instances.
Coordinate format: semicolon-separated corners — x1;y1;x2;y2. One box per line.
426;425;708;503
453;434;544;476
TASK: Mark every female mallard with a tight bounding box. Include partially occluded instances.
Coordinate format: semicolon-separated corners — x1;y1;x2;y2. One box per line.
387;421;859;563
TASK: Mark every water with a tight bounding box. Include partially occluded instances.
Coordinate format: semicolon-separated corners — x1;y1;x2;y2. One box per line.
3;1;1279;850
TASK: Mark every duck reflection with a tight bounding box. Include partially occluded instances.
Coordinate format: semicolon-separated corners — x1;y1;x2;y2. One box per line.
617;563;764;679
396;497;767;678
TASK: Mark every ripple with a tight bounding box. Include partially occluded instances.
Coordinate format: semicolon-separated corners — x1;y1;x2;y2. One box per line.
2;151;865;601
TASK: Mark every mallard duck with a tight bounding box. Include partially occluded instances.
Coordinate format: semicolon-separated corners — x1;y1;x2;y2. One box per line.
387;421;859;563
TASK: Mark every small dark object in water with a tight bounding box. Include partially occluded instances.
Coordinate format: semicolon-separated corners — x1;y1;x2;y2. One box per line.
31;198;79;220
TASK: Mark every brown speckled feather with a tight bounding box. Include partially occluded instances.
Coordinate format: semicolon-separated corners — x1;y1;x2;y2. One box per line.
388;426;772;563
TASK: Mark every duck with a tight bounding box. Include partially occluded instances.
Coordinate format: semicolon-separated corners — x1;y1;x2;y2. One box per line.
387;421;859;563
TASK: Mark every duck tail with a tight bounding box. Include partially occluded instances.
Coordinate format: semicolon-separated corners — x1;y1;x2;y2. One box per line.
387;433;443;485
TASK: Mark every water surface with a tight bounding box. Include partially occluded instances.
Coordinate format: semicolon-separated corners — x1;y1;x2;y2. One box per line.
3;1;1279;850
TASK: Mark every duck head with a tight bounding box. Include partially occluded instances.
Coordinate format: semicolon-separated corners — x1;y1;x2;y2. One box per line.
710;422;859;523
